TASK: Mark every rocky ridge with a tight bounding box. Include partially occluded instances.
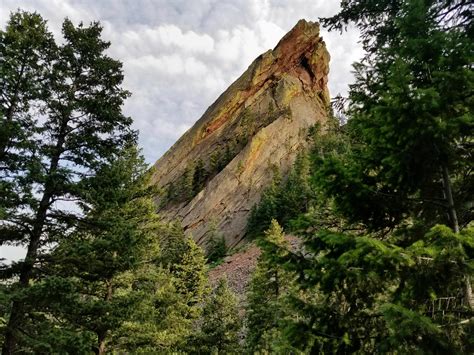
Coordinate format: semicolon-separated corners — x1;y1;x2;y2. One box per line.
152;19;330;248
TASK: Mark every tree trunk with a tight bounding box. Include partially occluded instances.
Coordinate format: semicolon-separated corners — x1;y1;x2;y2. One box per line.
96;280;113;355
274;270;280;297
465;277;474;310
441;165;473;310
1;308;19;355
441;165;459;233
97;332;107;355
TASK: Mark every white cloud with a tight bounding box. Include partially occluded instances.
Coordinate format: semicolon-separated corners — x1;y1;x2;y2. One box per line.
0;246;26;264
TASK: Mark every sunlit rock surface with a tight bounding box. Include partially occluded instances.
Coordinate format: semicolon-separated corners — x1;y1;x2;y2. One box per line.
152;19;330;248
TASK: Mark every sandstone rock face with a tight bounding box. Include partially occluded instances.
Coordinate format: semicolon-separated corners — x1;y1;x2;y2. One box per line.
152;19;330;248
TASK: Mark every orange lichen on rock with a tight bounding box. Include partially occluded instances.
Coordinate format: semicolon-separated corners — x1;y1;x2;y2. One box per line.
197;20;329;142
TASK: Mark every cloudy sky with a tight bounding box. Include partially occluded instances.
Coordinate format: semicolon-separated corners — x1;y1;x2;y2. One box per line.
0;1;362;261
1;0;363;164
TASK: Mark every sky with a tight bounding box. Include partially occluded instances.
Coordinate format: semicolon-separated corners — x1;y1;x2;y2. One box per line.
0;0;363;262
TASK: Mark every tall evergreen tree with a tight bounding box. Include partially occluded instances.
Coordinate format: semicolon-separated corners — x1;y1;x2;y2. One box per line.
158;221;190;267
246;150;316;238
206;222;228;264
114;233;209;353
0;12;134;353
0;11;55;248
279;225;473;353
175;165;194;202
172;236;209;317
245;220;293;353
318;0;473;232
194;278;241;354
36;147;160;354
192;158;208;194
318;0;474;308
279;152;313;227
246;167;282;238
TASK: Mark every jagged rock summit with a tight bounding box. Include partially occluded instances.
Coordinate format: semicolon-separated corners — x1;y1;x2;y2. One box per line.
152;19;330;248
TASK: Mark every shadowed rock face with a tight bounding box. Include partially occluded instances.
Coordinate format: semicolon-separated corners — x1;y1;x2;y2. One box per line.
152;19;330;248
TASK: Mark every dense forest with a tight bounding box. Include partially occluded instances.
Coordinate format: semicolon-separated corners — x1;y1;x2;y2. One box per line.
1;0;473;354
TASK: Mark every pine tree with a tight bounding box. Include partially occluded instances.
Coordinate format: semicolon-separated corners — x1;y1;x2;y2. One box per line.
279;152;313;227
194;278;241;354
114;232;209;352
246;150;317;238
318;0;474;310
206;223;228;264
0;12;134;353
279;225;473;353
16;147;160;353
246;167;282;238
192;158;208;194
318;0;473;231
0;12;55;223
172;237;209;314
209;150;221;175
262;1;474;352
175;165;194;202
158;221;190;267
0;12;48;265
222;142;235;168
245;220;292;353
156;222;209;319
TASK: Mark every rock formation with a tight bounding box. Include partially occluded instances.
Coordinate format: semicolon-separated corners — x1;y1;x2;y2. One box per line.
152;19;330;248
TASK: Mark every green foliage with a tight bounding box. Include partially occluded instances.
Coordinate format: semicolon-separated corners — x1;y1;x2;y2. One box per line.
0;11;135;353
1;146;211;353
318;0;474;230
209;141;236;175
206;228;228;265
192;158;208;194
247;166;282;238
209;150;222;173
245;220;293;353
192;278;242;354
0;11;213;354
3;3;472;353
10;147;160;353
158;221;190;267
270;226;473;353
246;149;317;238
234;106;288;155
113;233;209;353
279;153;313;226
163;152;227;206
246;117;348;239
112;265;188;352
0;11;55;222
164;105;294;207
172;237;209;309
174;165;194;202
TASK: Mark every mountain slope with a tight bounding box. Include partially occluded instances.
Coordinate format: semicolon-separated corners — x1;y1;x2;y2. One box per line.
152;19;330;248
